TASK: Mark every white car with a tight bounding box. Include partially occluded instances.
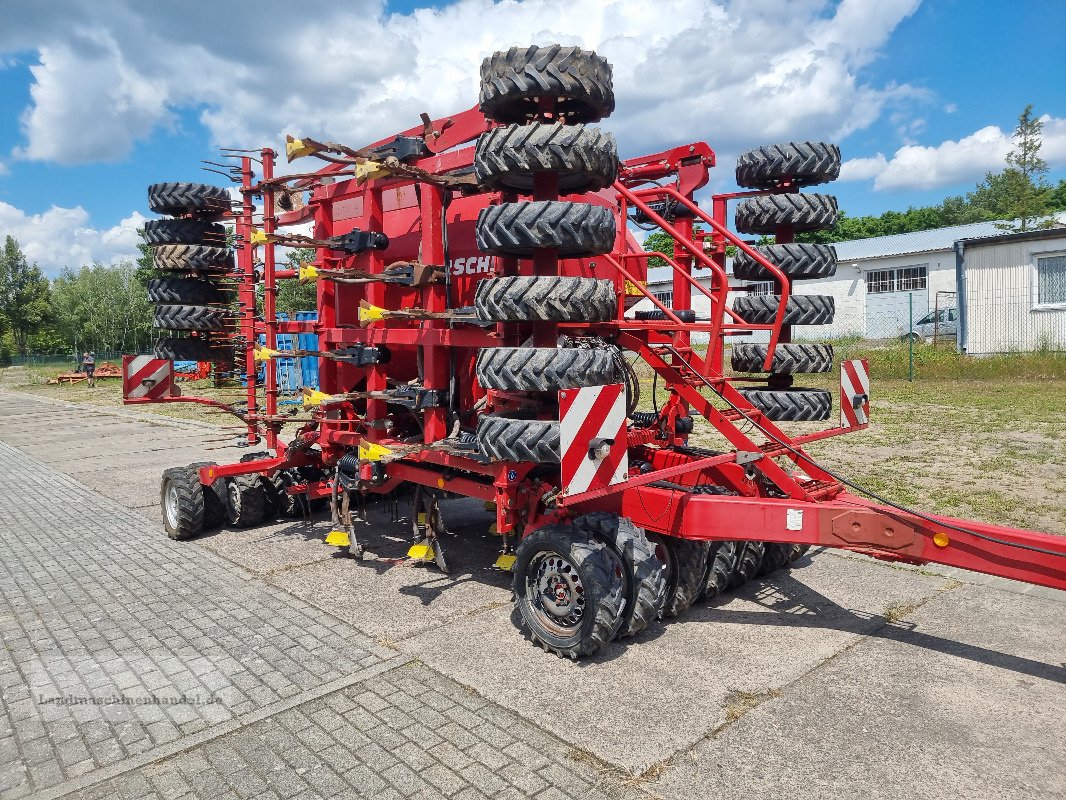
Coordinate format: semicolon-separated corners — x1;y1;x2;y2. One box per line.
901;307;958;343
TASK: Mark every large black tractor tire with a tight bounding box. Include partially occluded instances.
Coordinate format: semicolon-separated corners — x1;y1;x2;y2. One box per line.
735;193;838;234
649;534;711;618
476;201;616;258
262;470;304;518
513;523;625;659
153;304;228;332
147;277;229;306
477;416;560;463
575;513;667;639
475;123;618;194
732;294;835;326
788;544;812;562
143;218;227;247
736;142;842;189
154;336;216;362
476;347;620;392
148;182;232;216
475;276;616;323
189;461;227;529
479;45;615;125
731;343;834;374
727;541;766;589
152;244;233;272
732;243;838;282
756;542;794;577
223;475;267;528
737;388;832;422
160;466;205;541
699;540;740;601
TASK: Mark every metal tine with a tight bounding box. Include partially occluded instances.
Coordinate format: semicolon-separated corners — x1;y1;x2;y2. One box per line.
201;167;241;183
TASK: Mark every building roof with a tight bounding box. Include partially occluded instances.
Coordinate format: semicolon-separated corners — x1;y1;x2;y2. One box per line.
832;220;1007;262
959;224;1066;248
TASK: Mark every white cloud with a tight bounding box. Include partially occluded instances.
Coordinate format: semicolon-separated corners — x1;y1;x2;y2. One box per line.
0;202;144;275
2;0;922;167
839;116;1066;191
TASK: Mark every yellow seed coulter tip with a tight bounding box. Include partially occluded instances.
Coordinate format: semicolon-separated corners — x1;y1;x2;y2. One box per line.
325;530;351;547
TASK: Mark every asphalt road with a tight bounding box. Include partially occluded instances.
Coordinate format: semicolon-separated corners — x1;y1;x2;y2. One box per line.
1;388;1063;800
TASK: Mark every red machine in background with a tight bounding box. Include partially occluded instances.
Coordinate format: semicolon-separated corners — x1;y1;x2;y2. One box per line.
128;45;1066;658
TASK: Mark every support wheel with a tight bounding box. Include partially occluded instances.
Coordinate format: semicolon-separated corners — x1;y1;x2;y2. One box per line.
148;182;232;216
732;243;837;282
732;295;835;326
476;276;616;322
737;388;832;422
649;534;710;618
735;142;842;189
513;524;625;659
476;201;616;258
479;45;614;125
731;343;834;374
190;462;227;529
756;543;794;577
154;337;217;362
160;466;205;541
152;244;234;272
153;304;229;332
477;416;560;463
143;219;227;246
475;123;618;193
147;277;230;306
699;541;739;601
575;513;667;638
224;475;267;528
476;347;620;391
727;541;766;589
735;193;838;234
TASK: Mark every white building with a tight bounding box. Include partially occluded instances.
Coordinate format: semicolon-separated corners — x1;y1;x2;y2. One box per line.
958;226;1066;355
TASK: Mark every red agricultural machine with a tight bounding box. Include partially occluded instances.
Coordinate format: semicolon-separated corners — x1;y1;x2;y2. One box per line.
128;46;1066;658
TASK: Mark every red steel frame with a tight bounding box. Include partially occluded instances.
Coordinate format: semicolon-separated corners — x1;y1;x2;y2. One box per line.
128;104;1066;593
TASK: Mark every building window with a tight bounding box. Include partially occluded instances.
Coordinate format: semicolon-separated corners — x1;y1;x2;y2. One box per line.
866;265;928;294
897;265;928;291
1037;253;1066;305
747;282;774;296
652;290;673;306
866;269;895;294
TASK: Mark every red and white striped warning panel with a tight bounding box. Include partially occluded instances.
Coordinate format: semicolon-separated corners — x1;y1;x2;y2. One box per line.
122;355;175;401
840;358;870;428
559;383;628;496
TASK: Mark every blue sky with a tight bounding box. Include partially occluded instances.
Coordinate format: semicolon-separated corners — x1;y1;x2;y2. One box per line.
0;0;1063;274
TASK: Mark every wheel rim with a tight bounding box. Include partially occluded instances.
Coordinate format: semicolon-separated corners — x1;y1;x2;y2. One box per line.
526;552;586;637
164;482;180;530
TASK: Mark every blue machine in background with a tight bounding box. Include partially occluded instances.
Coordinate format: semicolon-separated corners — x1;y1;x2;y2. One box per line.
257;311;319;397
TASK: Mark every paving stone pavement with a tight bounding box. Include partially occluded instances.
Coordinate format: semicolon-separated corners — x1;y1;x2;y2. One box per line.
1;389;1065;800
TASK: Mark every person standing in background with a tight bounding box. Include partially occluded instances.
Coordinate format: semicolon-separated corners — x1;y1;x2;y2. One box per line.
82;351;96;387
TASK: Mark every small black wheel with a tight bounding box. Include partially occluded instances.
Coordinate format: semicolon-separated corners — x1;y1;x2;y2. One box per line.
732;243;837;282
732;294;835;326
475;276;616;322
189;461;227;529
263;470;304;518
154;337;217;362
730;343;834;374
153;303;229;332
224;475;267;527
737;388;832;422
735;142;841;189
476;201;616;258
513;523;625;658
143;218;227;246
479;45;615;125
756;543;793;577
476;347;620;392
575;513;667;638
152;244;233;272
475;123;618;194
734;193;838;235
477;416;560;463
727;541;766;589
699;540;739;601
148;182;232;216
649;534;711;618
788;544;812;562
147;277;230;306
160;466;205;540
